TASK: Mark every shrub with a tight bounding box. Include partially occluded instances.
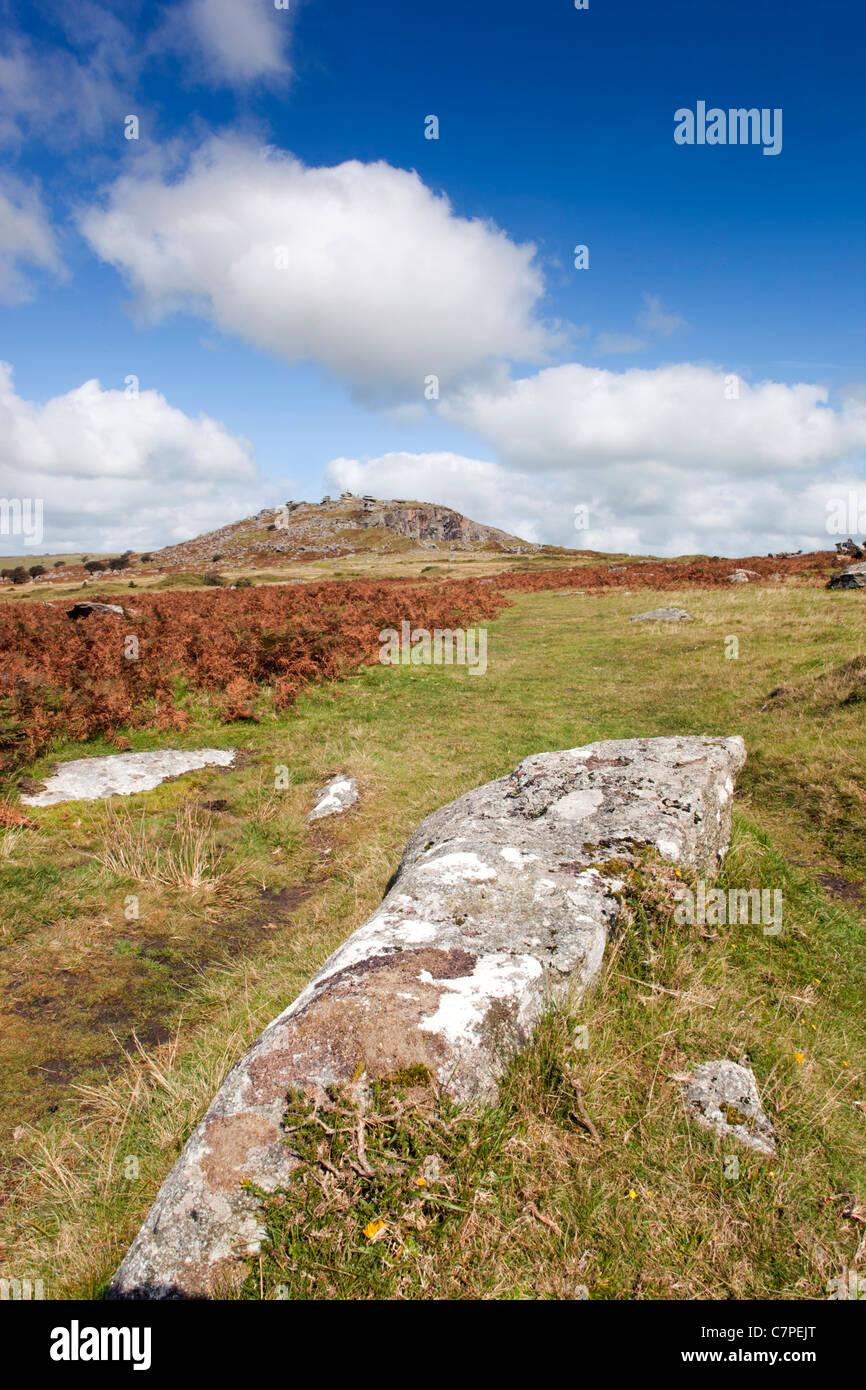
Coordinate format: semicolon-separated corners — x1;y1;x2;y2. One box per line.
28;564;47;578
203;572;226;587
84;560;106;574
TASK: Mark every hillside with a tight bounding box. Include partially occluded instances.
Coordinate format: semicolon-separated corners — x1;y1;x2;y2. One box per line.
148;493;538;571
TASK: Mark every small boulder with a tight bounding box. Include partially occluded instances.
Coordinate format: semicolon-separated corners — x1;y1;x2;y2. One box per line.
66;601;125;619
828;562;866;590
630;606;693;623
307;774;359;822
728;569;761;584
679;1059;775;1155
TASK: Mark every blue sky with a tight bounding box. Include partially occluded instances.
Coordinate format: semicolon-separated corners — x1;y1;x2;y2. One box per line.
1;0;864;555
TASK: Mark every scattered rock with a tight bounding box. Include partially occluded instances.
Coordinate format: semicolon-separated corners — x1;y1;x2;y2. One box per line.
307;775;359;822
828;562;866;590
66;601;126;619
728;569;761;584
107;734;746;1299
629;607;693;623
21;749;237;807
679;1060;775;1156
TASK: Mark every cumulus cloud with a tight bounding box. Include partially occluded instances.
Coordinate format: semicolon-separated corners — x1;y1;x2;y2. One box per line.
443;363;866;476
0;363;271;552
167;0;292;85
349;363;866;554
0;180;62;301
80;138;553;401
0;7;135;146
325;442;866;558
0;0;292;148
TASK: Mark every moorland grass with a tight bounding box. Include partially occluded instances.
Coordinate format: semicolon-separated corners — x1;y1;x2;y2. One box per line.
0;583;863;1298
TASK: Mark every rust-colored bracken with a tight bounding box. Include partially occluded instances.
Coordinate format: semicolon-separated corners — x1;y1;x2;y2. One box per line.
0;551;835;777
0;578;506;774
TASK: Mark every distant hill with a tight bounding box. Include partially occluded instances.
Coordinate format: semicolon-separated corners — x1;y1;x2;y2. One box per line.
150;493;540;569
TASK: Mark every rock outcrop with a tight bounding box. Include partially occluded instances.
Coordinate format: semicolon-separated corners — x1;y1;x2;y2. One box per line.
108;734;746;1299
357;502;521;550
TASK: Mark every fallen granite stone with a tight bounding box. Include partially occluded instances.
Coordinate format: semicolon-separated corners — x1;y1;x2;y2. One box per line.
66;601;126;619
107;733;745;1299
679;1060;775;1156
307;774;359;822
728;569;761;584
828;562;866;590
629;607;693;623
21;749;236;807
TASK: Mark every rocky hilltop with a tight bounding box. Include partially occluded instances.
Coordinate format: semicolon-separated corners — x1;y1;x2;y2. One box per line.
150;492;536;570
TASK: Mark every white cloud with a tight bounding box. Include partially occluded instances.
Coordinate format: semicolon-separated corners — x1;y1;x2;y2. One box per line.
637;293;686;338
80;138;553;401
418;361;866;553
325;443;866;558
443;363;866;475
0;8;134;146
0;363;271;552
169;0;292;85
0;0;291;148
0;180;62;302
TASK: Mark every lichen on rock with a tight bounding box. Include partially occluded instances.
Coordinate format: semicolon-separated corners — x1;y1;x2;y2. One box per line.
108;733;746;1299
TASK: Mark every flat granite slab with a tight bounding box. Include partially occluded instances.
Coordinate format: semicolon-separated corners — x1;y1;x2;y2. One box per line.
108;733;746;1299
21;749;237;807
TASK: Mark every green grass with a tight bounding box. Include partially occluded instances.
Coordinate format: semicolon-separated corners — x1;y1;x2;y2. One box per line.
0;584;864;1298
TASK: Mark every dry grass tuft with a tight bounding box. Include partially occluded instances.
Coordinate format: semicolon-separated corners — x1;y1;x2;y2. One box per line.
95;801;229;892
